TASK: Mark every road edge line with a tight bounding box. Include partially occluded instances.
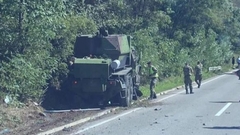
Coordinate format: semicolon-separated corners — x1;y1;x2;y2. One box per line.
37;70;235;135
37;107;119;135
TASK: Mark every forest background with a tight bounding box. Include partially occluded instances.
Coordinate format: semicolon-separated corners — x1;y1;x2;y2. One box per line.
0;0;240;105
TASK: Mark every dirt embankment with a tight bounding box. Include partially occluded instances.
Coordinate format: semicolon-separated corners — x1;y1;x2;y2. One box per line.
0;99;154;135
0;88;153;135
0;89;103;135
0;101;103;135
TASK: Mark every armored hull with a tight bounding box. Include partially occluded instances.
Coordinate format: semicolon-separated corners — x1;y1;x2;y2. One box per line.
67;32;142;107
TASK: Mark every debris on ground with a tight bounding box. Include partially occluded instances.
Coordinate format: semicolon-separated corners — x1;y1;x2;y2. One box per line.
62;127;71;132
39;112;47;117
0;95;158;135
4;95;11;104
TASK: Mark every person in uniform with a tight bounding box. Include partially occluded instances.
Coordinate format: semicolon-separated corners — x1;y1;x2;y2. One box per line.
232;56;235;69
235;69;240;80
183;62;194;94
237;56;240;68
195;61;203;88
147;61;158;99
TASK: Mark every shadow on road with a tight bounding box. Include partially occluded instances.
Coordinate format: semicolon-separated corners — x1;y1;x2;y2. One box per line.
41;87;123;111
41;88;104;110
204;126;240;130
209;101;240;103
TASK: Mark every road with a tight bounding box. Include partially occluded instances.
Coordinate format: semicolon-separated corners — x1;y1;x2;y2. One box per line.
67;71;240;135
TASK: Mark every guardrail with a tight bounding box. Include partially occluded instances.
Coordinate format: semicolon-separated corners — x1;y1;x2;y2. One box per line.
208;66;222;71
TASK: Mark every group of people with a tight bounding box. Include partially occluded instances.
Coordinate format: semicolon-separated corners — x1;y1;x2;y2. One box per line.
183;61;203;94
147;61;203;99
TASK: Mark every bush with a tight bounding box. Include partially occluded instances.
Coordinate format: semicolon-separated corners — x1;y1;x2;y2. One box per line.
0;54;57;104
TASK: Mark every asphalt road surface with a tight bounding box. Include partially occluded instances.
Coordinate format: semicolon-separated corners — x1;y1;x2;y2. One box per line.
70;71;240;135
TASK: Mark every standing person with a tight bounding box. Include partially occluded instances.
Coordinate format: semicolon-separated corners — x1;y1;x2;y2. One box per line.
237;56;240;68
147;61;158;99
235;69;240;80
232;56;235;69
183;62;194;94
195;61;203;88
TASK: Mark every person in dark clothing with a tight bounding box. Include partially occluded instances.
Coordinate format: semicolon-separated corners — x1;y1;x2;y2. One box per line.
195;61;202;88
183;63;194;94
235;69;240;80
237;56;240;68
232;56;235;68
147;61;158;99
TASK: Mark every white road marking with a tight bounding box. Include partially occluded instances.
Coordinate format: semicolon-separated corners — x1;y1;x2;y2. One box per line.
215;103;232;116
71;107;142;135
72;74;228;134
199;75;225;85
38;72;231;135
37;107;119;135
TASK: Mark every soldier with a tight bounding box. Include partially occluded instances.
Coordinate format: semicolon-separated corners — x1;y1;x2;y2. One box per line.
237;56;240;68
147;61;158;99
195;61;203;88
232;56;235;69
235;69;240;80
183;62;194;94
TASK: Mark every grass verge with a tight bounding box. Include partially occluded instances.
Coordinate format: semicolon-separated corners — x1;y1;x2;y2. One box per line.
139;64;233;98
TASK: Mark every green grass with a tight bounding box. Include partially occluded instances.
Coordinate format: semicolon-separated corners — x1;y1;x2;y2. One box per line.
139;64;233;98
140;76;183;98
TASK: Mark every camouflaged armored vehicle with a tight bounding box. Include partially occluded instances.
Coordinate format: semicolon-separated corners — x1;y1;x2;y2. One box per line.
68;30;142;107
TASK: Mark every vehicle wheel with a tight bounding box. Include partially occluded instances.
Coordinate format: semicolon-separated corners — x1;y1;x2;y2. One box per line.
132;87;138;100
129;77;133;103
120;75;131;107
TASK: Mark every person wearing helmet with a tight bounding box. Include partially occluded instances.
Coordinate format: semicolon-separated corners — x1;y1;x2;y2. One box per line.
147;61;158;99
183;62;194;94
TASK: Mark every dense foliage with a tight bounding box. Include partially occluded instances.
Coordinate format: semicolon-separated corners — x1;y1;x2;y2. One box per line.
0;0;239;103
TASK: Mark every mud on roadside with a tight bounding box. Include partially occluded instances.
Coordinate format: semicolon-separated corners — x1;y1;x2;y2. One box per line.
0;104;103;135
0;98;158;135
0;85;161;135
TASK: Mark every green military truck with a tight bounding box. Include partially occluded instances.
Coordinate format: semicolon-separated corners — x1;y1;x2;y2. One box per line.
67;30;142;107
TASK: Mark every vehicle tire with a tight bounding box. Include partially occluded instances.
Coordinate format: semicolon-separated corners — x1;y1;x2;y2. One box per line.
132;87;138;100
129;77;133;103
120;74;131;107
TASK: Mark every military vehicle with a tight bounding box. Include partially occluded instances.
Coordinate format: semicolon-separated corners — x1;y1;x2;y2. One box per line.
67;30;142;107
